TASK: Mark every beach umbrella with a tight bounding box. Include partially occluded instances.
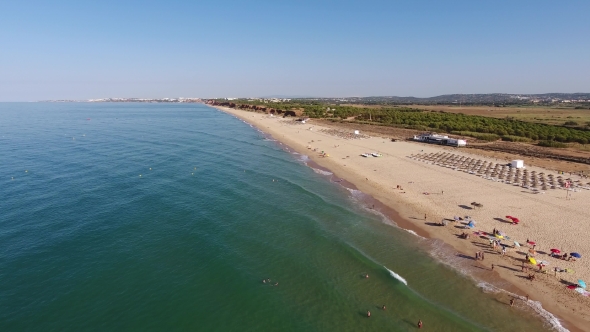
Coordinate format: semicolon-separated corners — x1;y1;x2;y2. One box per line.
505;215;514;219
571;252;582;258
567;285;578;290
551;249;561;254
579;280;587;289
527;240;536;246
514;241;521;248
495;234;504;239
512;218;520;224
529;257;537;265
565;268;575;274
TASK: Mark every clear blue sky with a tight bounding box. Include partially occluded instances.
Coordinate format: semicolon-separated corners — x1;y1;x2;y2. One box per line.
1;0;589;101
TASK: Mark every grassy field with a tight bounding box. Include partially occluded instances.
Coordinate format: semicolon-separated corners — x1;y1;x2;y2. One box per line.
392;105;590;127
343;104;590;127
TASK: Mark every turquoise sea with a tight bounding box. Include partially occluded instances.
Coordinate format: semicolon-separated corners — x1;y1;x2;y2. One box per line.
0;103;557;331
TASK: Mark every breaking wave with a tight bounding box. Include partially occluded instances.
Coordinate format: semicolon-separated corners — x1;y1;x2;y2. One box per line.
385;266;408;286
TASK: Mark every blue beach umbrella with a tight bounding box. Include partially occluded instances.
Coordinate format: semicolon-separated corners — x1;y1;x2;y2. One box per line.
571;252;582;258
578;280;587;289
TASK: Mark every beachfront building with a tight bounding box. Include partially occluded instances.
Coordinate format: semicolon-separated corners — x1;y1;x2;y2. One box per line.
413;133;467;147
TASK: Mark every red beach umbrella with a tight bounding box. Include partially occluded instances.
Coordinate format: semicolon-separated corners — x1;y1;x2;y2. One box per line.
567;285;577;289
505;215;514;219
551;249;561;253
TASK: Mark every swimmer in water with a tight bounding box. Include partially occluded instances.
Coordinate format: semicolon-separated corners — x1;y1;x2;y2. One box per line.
274;282;278;286
365;274;369;279
381;305;386;310
367;311;371;318
418;320;423;328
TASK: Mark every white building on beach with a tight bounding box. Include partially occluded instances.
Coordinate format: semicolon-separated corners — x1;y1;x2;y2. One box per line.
413;133;467;147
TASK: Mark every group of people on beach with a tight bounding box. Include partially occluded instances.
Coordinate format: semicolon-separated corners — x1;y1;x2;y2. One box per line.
549;252;577;261
475;251;485;261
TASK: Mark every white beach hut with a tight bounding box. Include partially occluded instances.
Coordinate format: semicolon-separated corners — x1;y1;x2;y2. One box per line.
511;160;524;169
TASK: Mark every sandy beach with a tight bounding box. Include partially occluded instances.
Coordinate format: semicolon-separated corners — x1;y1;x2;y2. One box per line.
214;106;590;332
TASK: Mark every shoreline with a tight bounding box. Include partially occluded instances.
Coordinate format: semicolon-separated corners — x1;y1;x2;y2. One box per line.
213;105;589;332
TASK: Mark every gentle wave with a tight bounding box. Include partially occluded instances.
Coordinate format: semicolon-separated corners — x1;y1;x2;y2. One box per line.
311;168;333;176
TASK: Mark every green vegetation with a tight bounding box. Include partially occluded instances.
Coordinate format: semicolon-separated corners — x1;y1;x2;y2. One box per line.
220;99;590;144
538;141;568;148
450;131;499;141
500;135;533;143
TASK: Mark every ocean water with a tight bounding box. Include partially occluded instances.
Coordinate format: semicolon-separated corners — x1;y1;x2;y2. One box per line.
0;103;555;331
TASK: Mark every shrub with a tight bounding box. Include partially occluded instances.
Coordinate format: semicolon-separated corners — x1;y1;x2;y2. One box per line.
451;131;499;141
501;135;532;143
538;141;567;148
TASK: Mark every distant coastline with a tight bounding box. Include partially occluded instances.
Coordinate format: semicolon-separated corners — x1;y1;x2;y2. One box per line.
38;92;590;105
37;98;202;103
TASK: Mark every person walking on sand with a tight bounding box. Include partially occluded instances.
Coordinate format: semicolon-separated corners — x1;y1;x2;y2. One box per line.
491;264;494;271
510;299;514;307
481;252;485;260
424;214;427;221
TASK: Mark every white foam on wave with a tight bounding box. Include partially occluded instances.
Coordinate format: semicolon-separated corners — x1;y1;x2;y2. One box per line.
405;229;420;237
296;154;310;165
311;168;333;176
345;187;363;196
384;266;408;286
